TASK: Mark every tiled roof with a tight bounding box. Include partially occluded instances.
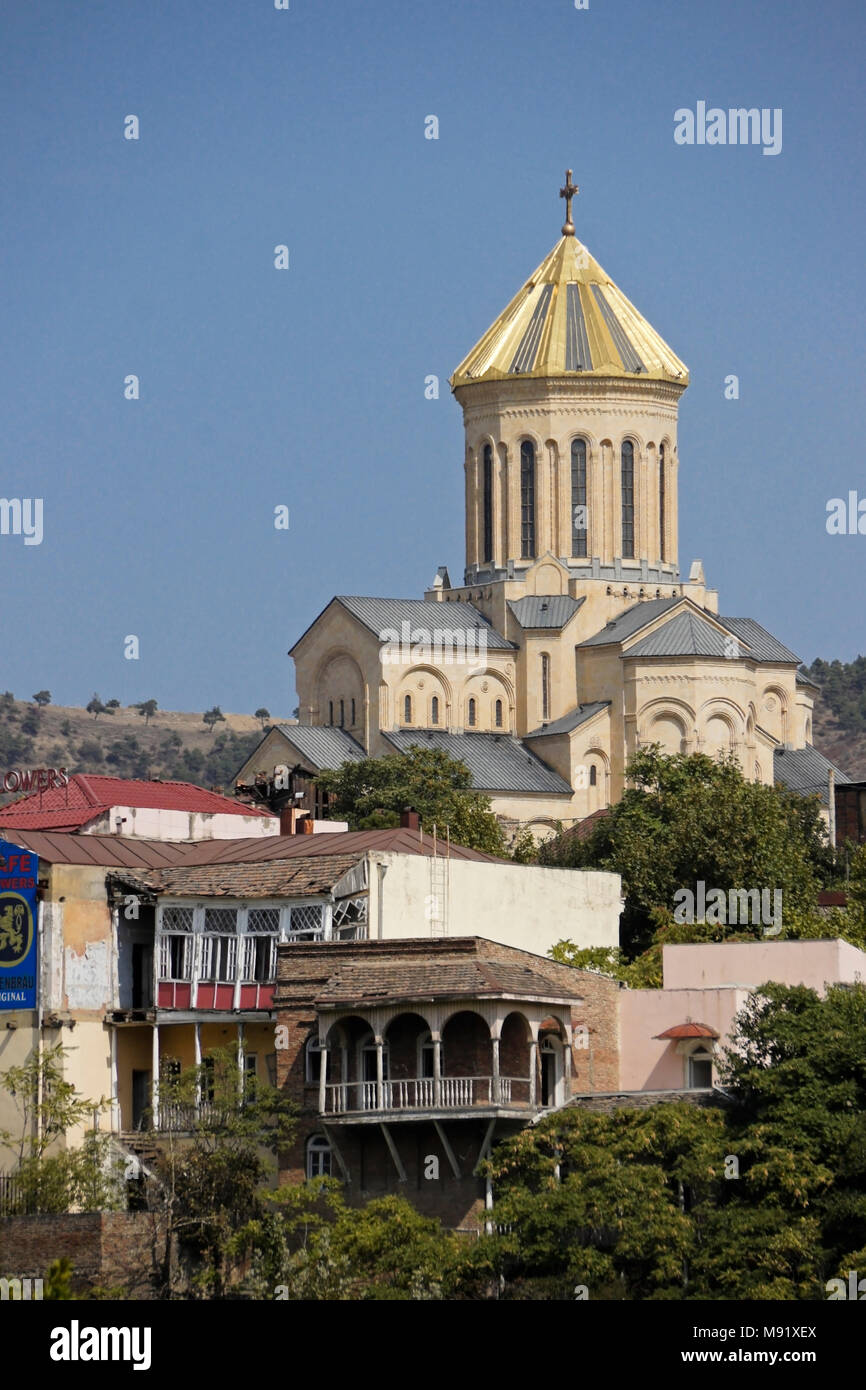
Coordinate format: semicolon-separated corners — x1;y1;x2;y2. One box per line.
774;745;850;805
311;941;585;1009
0;774;275;832
381;729;572;795
121;853;363;899
718;617;800;665
175;826;507;866
508;595;585;630
578;597;682;647
626;611;731;659
526;702;610;739
271;725;366;769
335;596;513;650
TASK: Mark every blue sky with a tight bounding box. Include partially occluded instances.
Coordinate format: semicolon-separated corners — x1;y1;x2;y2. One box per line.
1;0;864;715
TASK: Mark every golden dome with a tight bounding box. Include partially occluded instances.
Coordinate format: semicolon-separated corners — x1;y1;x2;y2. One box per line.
450;233;689;390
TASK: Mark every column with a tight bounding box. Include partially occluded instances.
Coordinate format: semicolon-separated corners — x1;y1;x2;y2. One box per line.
151;1024;160;1130
491;1034;501;1104
433;1034;442;1108
375;1037;384;1110
194;1022;202;1114
109;1027;120;1133
318;1035;328;1115
237;1022;245;1104
528;1038;537;1108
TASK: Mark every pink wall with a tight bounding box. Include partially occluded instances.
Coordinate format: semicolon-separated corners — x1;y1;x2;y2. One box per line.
662;939;866;991
619;988;747;1091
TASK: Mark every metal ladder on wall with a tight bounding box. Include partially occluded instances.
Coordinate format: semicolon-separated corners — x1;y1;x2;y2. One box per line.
428;825;450;936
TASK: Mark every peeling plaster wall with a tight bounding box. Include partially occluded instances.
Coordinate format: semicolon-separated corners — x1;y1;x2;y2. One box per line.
65;940;111;1012
81;806;278;841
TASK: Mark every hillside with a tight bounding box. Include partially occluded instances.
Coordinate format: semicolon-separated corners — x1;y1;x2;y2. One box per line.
0;693;295;806
807;657;866;780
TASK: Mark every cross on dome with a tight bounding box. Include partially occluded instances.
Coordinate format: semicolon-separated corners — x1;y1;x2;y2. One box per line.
559;169;579;236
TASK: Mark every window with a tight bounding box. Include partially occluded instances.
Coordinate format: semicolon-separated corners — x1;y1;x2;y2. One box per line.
571;438;587;558
431;695;439;725
332;895;368;939
306;1135;332;1179
621;441;635;558
159;934;191;981
482;443;493;563
688;1052;713;1090
495;699;503;728
287;904;325;940
404;694;412;724
468;697;477;727
242;1054;257;1101
201;1057;215;1105
420;1031;436;1079
658;443;666;563
305;1036;329;1084
589;765;597;787
339;699;344;728
328;700;334;725
201;909;238;982
520;440;535;559
241;934;275;982
351;698;356;726
541;653;551;722
248;908;280;933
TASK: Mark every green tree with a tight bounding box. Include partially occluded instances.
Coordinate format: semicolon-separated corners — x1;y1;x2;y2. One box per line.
254;707;270;729
542;746;827;956
32;690;51;707
317;746;507;855
203;705;226;735
135;698;158;726
86;693;106;720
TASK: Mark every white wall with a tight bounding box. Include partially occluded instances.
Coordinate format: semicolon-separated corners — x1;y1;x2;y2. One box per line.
367;852;622;955
81;805;279;841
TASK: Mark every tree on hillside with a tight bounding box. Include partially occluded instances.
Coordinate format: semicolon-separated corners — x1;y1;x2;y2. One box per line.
317;746;507;855
135;698;158;726
32;690;51;707
106;698;120;710
540;746;829;956
203;706;226;735
86;694;107;720
254;707;270;729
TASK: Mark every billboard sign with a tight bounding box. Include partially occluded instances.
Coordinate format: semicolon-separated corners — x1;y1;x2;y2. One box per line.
0;840;38;1010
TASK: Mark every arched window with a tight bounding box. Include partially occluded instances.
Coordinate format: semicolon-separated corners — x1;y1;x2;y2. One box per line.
621;441;635;559
520;440;535;559
431;695;440;725
306;1135;332;1180
659;443;666;563
404;694;412;724
339;699;344;728
419;1030;436;1080
468;697;477;728
305;1036;329;1085
571;438;587;558
495;699;503;728
541;654;550;722
351;698;356;726
589;765;597;787
483;443;493;564
328;700;334;726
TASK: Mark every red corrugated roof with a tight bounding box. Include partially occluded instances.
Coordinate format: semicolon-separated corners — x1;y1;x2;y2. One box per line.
0;774;275;830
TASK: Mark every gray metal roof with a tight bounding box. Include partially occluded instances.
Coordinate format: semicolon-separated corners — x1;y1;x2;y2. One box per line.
796;665;820;689
719;617;800;665
274;725;367;769
578;597;683;648
526;702;610;739
773;745;850;806
508;595;585;630
381;729;572;795
626;611;731;659
335;596;514;650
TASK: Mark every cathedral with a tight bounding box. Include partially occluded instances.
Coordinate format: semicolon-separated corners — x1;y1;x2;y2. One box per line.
246;174;841;839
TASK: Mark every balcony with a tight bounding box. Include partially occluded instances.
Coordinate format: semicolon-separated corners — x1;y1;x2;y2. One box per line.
323;1075;532;1116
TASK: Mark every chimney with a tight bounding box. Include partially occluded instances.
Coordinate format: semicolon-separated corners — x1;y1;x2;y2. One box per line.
400;808;419;830
294;812;312;835
279;807;295;835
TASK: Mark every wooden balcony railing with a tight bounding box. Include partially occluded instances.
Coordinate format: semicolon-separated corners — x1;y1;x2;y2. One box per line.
322;1076;531;1115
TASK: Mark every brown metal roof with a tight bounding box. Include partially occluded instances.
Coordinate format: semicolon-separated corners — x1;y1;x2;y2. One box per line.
653;1022;719;1040
173;826;507;866
2;830;192;869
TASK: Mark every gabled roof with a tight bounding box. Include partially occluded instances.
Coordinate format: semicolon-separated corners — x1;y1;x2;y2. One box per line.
526;702;610;739
773;745;850;805
0;774;275;832
292;595;514;654
577;597;683;648
271;724;366;769
718;617;800;665
380;729;572;795
626;610;731;659
508;595;585;630
450;234;689;389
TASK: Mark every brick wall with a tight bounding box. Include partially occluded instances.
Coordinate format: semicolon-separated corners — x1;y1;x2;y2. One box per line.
0;1211;171;1298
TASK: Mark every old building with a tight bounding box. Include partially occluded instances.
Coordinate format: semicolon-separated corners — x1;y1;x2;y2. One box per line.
246;176;847;839
273;935;620;1230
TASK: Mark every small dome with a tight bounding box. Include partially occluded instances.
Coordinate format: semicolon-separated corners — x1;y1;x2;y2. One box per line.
450;233;689;390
